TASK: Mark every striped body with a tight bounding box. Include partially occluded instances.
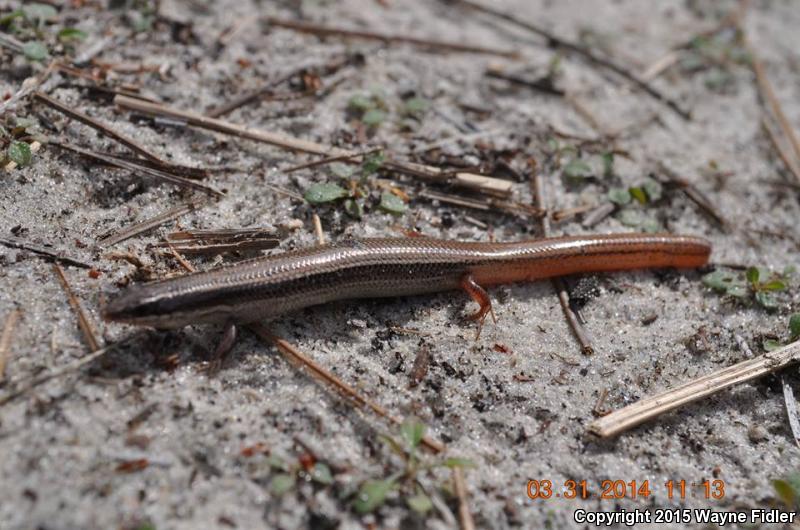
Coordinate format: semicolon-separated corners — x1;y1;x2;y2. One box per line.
103;233;711;329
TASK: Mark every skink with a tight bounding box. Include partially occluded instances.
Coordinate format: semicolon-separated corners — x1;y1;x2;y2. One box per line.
103;233;710;333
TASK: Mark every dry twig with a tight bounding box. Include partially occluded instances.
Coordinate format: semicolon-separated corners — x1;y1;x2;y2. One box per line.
266;16;519;59
0;234;93;269
53;264;101;352
782;378;800;449
158;228;280;256
762;117;800;185
656;162;727;229
589;340;800;437
312;214;326;245
532;173;594;355
52;141;223;197
99;199;205;247
34;92;167;165
0;310;21;381
248;323;445;453
452;467;476;530
744;36;800;167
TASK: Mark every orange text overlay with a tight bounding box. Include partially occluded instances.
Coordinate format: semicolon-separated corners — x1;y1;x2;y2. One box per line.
526;479;725;501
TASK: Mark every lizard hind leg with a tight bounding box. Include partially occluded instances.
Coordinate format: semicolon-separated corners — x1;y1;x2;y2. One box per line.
206;321;238;375
460;274;496;340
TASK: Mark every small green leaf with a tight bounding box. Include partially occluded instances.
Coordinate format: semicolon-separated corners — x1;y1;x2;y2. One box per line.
330;163;355;179
270;473;296;495
607;187;631;206
129;11;153;33
348;94;375;112
266;455;288;471
379;192;406;215
563;159;592;183
761;280;787;292
746;267;760;286
354;479;395;514
403;97;429;116
763;339;782;352
58;28;87;42
0;10;23;26
704;68;735;92
22;41;48;61
601;152;614;178
8;141;31;166
755;291;778;309
774;475;800;509
361;109;386;127
629;186;648;204
378;434;406;458
547;53;562;76
400;417;425;451
617;209;643;227
14;116;35;129
344;198;363;219
790;313;800;341
133;523;156;530
361;151;384;176
442;457;476;469
726;284;749;299
642;178;663;202
701;270;741;292
311;463;333;485
640;217;662;234
407;492;433;514
304;182;348;204
22;3;57;22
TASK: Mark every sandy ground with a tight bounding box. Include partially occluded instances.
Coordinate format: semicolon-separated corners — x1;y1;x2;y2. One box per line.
1;0;800;528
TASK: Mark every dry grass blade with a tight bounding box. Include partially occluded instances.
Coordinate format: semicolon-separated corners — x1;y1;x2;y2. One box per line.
656;162;727;229
581;202;615;228
452;467;475;530
248;323;445;453
207;53;359;118
166;244;197;273
285;147;382;173
52;141;224;197
418;189;541;217
34;91;167;165
745;37;800;165
53;264;101;352
762;118;800;185
782;378;800;449
99;199;205;247
117;94;354;156
589;340;800;438
485;66;565;97
0;309;21;381
312;214;325;245
103;153;209;180
532;172;594;355
158;228;280;255
266;17;520;59
0;234;93;269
